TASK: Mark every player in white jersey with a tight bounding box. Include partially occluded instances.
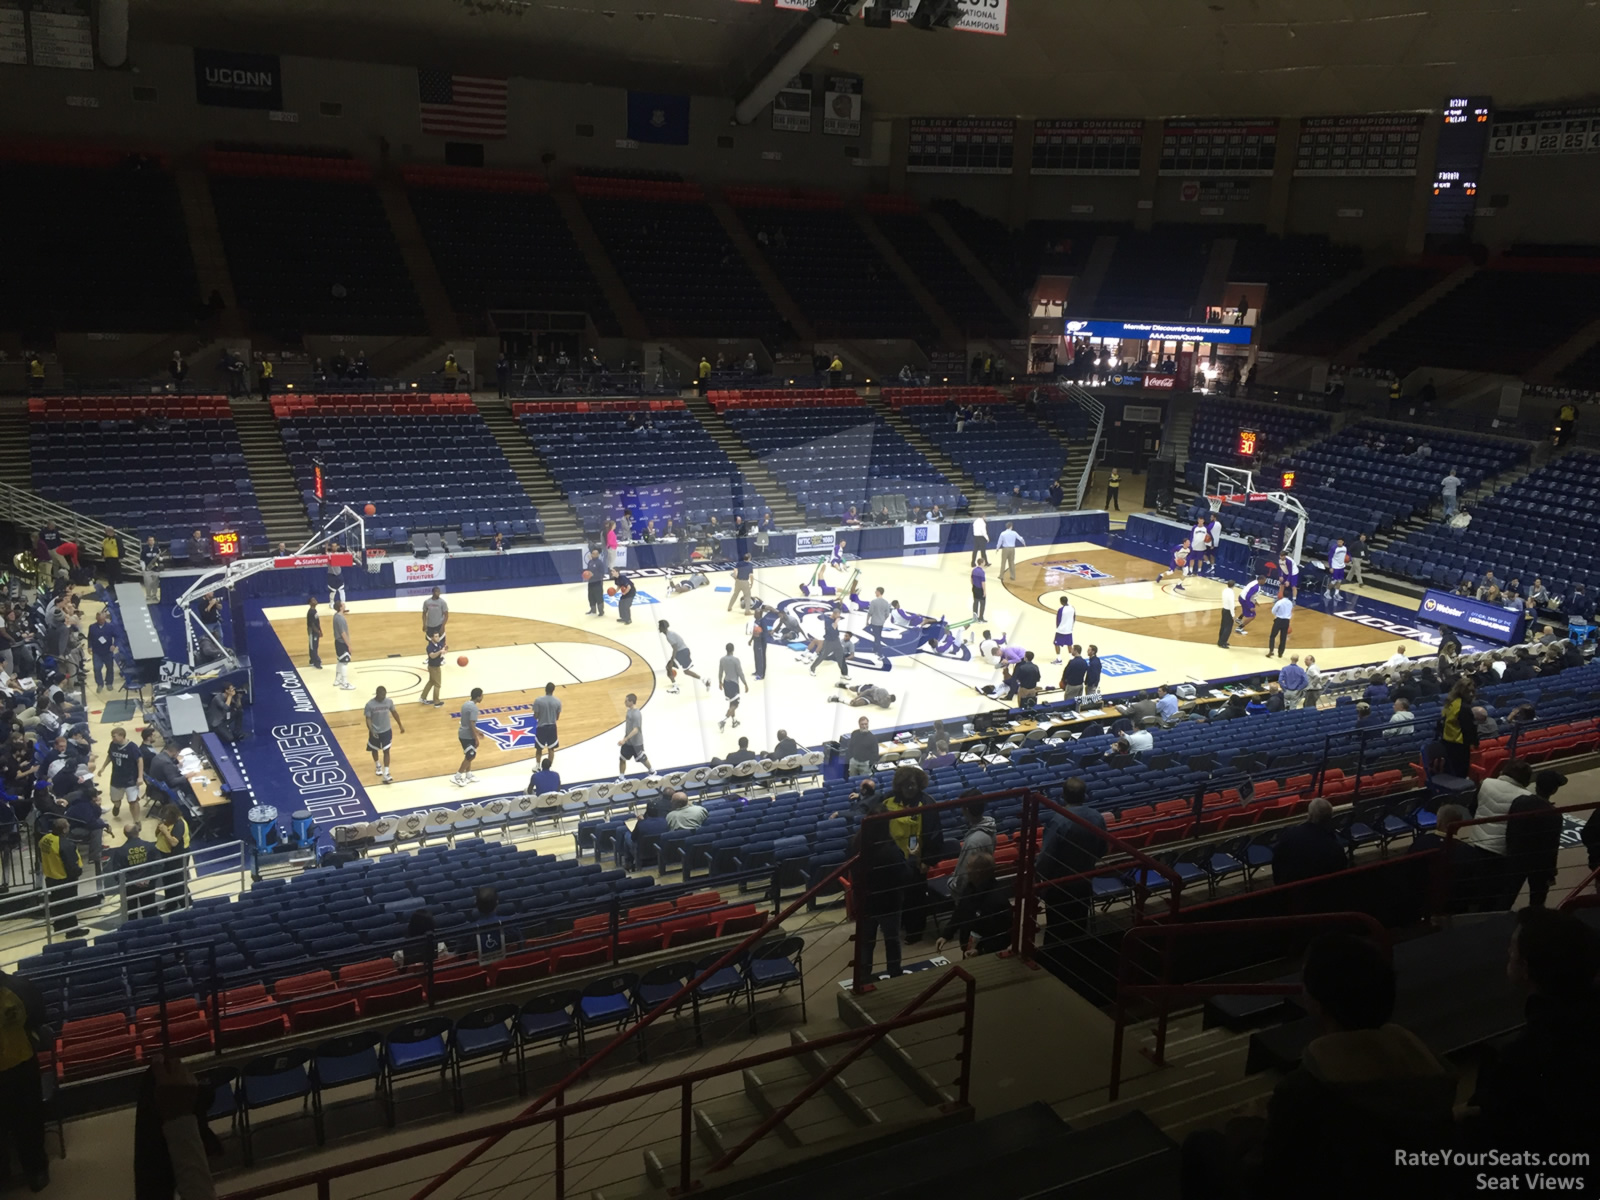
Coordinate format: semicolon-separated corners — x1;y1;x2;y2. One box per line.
1157;543;1192;590
1204;515;1223;576
1051;595;1077;664
1326;538;1350;603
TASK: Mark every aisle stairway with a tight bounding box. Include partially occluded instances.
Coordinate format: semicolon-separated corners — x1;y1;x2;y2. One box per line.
229;399;311;546
553;181;650;342
0;399;32;488
173;157;242;335
474;396;585;544
682;393;807;529
376;174;460;340
867;395;1001;516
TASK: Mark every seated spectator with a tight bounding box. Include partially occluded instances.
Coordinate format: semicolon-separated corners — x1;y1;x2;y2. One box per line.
394;909;443;970
1467;908;1600;1155
1408;803;1500;912
1271;799;1347;886
1153;685;1179;725
526;757;560;796
1472;705;1499;738
1383;698;1414;737
1180;934;1455;1200
1362;673;1390;705
719;737;759;767
665;790;708;830
770;729;802;760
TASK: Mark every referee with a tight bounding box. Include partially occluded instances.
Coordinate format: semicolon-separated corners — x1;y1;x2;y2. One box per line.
1268;592;1294;659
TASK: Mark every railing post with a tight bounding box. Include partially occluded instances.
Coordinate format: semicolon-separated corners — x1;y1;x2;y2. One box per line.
207;943;222;1053
553;1089;565;1200
607;895;620;965
316;1179;330;1200
677;1081;694;1196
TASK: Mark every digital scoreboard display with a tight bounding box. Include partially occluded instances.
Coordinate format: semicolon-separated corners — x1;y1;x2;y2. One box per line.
212;530;240;558
1280;470;1296;490
1238;429;1258;458
313;458;326;502
1428;96;1492;236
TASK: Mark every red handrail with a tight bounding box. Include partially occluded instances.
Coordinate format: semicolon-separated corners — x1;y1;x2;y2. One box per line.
216;970;973;1200
409;850;860;1200
1107;911;1390;1099
709;965;975;1174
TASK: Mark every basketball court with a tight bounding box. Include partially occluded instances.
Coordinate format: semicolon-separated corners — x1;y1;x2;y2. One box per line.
246;539;1424;817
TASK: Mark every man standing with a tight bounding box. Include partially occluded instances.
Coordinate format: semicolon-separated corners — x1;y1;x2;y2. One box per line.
1037;778;1106;947
1060;644;1089;696
865;588;891;645
747;602;770;680
1268;590;1294;658
1013;650;1042;707
1326;538;1349;603
810;605;850;678
305;596;323;670
1441;467;1462;517
331;599;354;691
98;726;144;821
420;626;446;707
421;586;449;639
109;823;159;919
1051;594;1076;664
363;685;404;785
728;554;755;613
532;682;563;764
844;715;879;777
617;692;652;774
717;642;748;731
1104;468;1121;511
971;561;987;621
1349;533;1368;586
452;686;482;787
1085;644;1103;696
1217;578;1238;648
1279;654;1309;709
969;515;989;567
1047;480;1064;509
996;522;1025;580
613;569;636;625
659;620;707;693
87;609;117;693
585;548;605;616
141;535;164;603
496;352;510;399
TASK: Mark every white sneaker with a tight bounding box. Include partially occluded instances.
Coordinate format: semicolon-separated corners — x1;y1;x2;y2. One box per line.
451;773;464;786
463;772;477;783
718;719;726;731
667;685;680;694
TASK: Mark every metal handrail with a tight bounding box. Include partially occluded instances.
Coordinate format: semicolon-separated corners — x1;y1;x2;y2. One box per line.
1107;911;1391;1099
1058;383;1105;510
0;477;137;551
216;969;974;1200
409;849;862;1200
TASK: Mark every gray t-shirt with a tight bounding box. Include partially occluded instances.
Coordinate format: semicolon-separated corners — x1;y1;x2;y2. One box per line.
718;654;746;687
532;694;562;726
1441;474;1460;497
860;684;892;708
867;597;891;625
623;706;643;747
458;699;479;738
364;697;396;734
332;612;350;643
422;596;449;628
664;629;688;654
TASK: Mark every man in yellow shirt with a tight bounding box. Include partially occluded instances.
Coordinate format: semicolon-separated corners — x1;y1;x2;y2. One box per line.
828;354;844;387
100;527;121;580
697;356;711;396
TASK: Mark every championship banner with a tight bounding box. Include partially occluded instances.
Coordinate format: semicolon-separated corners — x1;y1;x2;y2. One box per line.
1489;105;1600;156
27;0;92;70
0;2;28;67
823;74;861;137
390;555;446;585
771;0;1004;33
1031;119;1144;176
1294;114;1424;177
1159;118;1278;177
908;117;1015;174
772;74;812;134
194;48;284;109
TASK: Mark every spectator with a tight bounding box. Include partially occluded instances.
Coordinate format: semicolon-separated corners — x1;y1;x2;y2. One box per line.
935;851;1010;958
63;786;108;876
721;737;758;767
1036;778;1105;948
665;790;708;830
945;792;996;899
844;716;879;778
110;822;161;919
1181;935;1455;1200
1278;655;1308;709
1440;467;1461;517
1468;908;1600;1155
38;816;82;916
771;729;802;760
1084;644;1103;696
1505;770;1567;908
208;684;243;743
394;909;442;970
0;964;50;1191
1154;686;1179;725
852;808;909;981
152;802;191;912
1271;799;1346;886
1126;722;1154;753
1460;758;1534;858
1440;678;1478;776
1382;697;1414;737
621;796;671;870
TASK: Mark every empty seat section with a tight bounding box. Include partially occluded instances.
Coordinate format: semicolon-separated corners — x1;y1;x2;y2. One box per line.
1275;263;1454;357
867;200;1013;337
886;389;1064;502
1092;228;1215;322
1230;232;1363;319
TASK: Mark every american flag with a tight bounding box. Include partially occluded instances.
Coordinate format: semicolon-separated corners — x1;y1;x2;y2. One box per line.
418;71;508;139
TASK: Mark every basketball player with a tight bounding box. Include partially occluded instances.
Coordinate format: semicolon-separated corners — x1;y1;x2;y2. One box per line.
419;626;446;707
1190;517;1211;577
1051;594;1077;664
363;685;404;784
1204;511;1223;576
1157;543;1192;589
331;599;354;691
421;586;448;636
1326;538;1349;603
808;605;851;677
617;692;652;774
532;682;562;764
452;686;482;786
1236;573;1266;636
1279;552;1300;600
717;642;748;731
659;619;707;694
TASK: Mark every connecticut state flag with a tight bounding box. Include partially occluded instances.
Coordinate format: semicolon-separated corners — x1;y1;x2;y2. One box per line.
626;91;691;145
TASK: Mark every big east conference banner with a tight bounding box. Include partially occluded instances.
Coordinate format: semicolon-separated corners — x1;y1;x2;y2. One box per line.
751;0;1006;35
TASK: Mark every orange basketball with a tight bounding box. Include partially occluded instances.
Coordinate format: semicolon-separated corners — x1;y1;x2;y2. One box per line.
363;503;376;516
457;655;469;667
582;569;592;580
606;586;617;596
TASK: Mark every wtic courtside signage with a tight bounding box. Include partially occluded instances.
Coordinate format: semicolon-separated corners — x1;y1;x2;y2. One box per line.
194;48;283;110
1417;589;1523;644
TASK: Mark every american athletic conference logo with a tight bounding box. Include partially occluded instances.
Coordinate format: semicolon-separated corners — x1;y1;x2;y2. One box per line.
773;597;942;673
474;713;542;749
1040;559;1111;581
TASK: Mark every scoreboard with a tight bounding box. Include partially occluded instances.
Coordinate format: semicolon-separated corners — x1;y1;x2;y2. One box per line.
212;530;240;559
1427;96;1492;236
1237;429;1258;458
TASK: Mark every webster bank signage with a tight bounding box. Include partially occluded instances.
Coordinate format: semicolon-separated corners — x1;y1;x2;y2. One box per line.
1418;589;1523;644
194;48;284;110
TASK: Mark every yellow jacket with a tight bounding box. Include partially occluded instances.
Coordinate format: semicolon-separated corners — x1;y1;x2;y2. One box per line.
39;832;79;881
156;816;190;855
884;798;922;863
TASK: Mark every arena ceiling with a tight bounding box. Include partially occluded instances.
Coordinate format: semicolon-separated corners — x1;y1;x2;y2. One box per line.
131;0;1600;116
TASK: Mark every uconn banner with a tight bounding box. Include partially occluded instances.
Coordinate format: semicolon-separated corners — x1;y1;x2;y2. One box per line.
194;48;283;110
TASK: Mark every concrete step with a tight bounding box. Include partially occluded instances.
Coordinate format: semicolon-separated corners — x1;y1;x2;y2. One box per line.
866;396;1000;515
229;398;311;544
473;396;584;543
683;394;807;527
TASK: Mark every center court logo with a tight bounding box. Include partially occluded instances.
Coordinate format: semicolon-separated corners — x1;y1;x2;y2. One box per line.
474;714;542;749
1041;560;1111;581
773;597;968;671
